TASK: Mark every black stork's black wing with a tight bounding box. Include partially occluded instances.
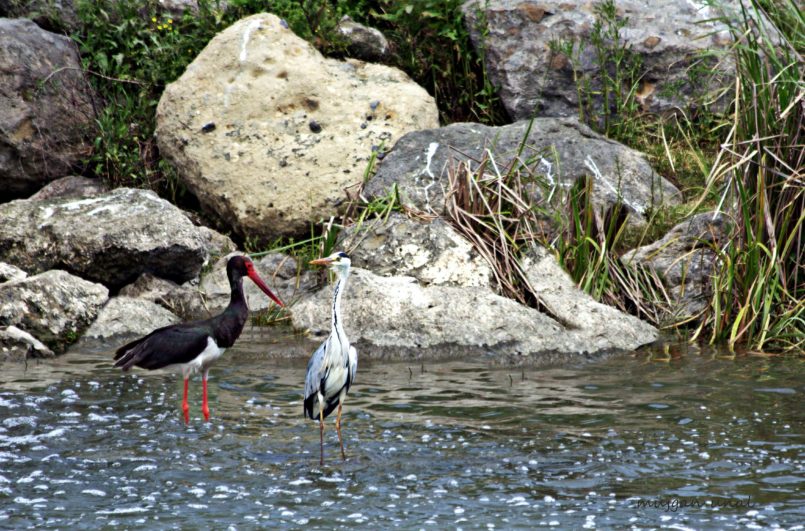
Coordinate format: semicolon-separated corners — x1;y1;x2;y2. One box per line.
114;323;211;371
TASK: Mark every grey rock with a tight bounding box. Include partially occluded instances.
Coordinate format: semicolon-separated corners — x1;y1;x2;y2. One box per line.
337;15;389;61
1;325;54;361
199;252;314;314
0;0;79;33
623;212;728;319
0;261;26;283
0;188;210;289
82;296;180;342
156;13;438;242
197;225;238;260
28;175;108;201
291;264;657;363
119;272;180;301
157;0;228;17
463;0;736;119
338;212;493;287
0;18;97;201
521;245;657;348
0;270;108;353
364;119;681;219
158;281;210;321
120;272;209;321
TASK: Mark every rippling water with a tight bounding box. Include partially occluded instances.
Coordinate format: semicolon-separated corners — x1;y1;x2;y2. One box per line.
1;331;803;529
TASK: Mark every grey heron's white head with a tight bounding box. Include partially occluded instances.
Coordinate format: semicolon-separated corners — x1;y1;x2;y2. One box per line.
309;251;351;274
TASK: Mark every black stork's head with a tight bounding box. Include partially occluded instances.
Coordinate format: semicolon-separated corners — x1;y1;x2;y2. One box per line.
227;255;284;307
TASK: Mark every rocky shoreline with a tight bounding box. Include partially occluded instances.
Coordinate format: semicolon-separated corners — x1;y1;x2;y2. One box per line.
1;3;741;363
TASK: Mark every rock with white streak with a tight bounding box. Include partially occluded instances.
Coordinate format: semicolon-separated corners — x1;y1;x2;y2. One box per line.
364;118;681;220
1;325;55;361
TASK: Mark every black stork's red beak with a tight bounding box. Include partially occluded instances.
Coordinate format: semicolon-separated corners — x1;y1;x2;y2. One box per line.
245;262;284;307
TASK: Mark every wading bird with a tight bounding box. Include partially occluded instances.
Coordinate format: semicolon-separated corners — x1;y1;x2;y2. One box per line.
304;251;358;465
114;255;283;423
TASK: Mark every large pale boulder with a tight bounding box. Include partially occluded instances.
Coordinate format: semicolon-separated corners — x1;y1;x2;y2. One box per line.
364;119;681;219
0;18;96;201
156;13;439;242
0;270;108;353
463;0;736;119
0;188;210;289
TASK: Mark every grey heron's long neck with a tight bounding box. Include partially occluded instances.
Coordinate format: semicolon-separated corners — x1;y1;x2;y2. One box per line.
331;267;350;347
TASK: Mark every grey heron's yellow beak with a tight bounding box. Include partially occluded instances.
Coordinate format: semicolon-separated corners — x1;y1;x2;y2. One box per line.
309;257;333;266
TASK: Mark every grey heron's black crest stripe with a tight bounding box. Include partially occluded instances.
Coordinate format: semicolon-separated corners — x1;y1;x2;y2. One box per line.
332;279;341;330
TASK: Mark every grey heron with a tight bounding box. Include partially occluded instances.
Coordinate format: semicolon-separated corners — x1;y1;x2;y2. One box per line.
304;251;358;465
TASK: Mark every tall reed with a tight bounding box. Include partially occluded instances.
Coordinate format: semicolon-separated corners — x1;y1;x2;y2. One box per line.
692;0;804;352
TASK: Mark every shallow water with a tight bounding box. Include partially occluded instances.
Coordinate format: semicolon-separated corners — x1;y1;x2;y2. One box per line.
1;332;803;529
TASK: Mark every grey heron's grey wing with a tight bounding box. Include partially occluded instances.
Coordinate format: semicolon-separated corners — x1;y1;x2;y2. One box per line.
348;345;357;387
304;340;327;400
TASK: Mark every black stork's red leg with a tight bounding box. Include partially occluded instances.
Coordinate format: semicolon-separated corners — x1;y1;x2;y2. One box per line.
182;376;191;424
201;369;211;422
114;255;284;423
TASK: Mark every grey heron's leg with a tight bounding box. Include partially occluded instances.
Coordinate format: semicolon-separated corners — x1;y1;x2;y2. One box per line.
181;368;191;424
318;393;325;466
201;368;210;422
335;402;346;460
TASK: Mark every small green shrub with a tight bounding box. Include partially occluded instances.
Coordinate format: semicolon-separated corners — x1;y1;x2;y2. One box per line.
74;0;232;193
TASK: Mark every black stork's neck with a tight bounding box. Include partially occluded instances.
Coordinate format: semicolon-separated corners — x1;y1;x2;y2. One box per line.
212;269;250;348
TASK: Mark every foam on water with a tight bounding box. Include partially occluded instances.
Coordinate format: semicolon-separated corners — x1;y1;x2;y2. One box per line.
1;345;802;529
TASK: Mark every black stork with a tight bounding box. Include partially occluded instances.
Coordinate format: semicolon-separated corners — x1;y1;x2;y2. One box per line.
114;255;284;423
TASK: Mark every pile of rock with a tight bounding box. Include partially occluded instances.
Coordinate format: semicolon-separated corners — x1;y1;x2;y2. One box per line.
2;3;741;363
